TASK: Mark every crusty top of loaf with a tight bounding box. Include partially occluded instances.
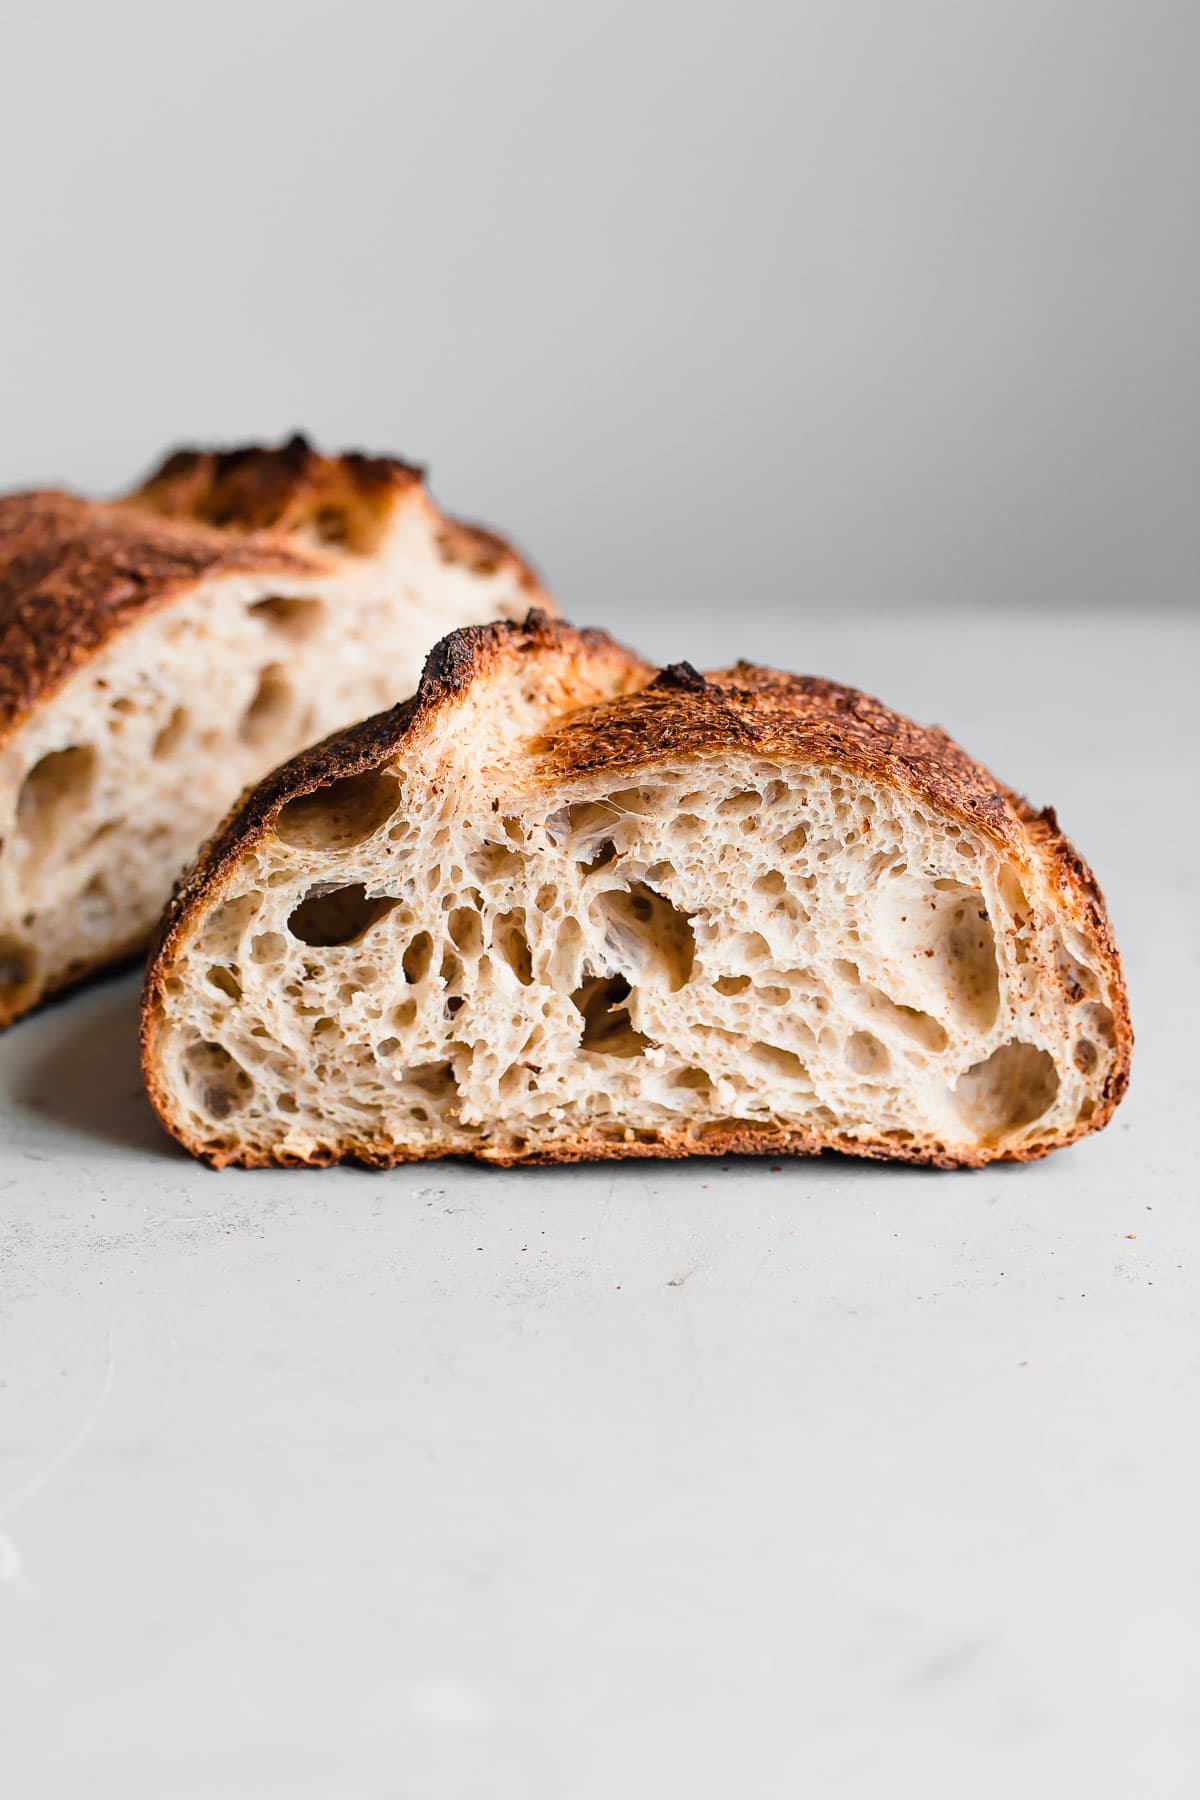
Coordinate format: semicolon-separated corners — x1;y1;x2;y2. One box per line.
146;610;1132;1143
0;435;545;746
131;433;425;534
145;611;1076;891
132;433;542;582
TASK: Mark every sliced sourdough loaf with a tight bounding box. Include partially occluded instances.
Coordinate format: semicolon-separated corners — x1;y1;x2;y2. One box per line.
141;613;1130;1169
0;437;549;1026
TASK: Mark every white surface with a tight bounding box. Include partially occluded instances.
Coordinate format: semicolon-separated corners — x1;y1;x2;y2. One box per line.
1;614;1197;1798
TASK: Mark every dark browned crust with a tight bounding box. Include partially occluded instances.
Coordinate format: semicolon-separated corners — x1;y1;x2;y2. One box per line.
0;434;549;752
133;433;425;535
141;612;1132;1171
0;490;322;749
133;433;545;589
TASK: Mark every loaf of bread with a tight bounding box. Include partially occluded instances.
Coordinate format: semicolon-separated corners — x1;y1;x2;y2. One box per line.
140;612;1130;1168
0;437;549;1027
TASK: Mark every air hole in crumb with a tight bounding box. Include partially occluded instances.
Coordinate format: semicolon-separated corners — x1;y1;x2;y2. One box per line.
250;596;325;640
953;1041;1059;1144
997;864;1030;921
858;984;949;1053
17;745;97;861
240;664;293;747
572;974;649;1058
593;882;695;991
287;884;399;947
582;839;617;872
715;975;751;996
499;1065;528;1100
1078;1002;1115;1047
716;790;761;818
206;965;242;1001
250;932;288;964
551;914;583;983
277;1093;298;1114
874;880;999;1030
1073;1038;1098;1075
469;842;525;882
1057;951;1100;1000
606;787;667;815
390;998;417;1029
749;1042;809;1083
440;949;462;990
846;1031;889;1077
672;1066;713;1093
779;824;808;855
494;910;533;985
182;1041;253;1121
754;871;787;898
152;707;189;758
448;907;483;956
402;932;433;984
407;1062;457;1102
544;799;622;862
275;770;401;851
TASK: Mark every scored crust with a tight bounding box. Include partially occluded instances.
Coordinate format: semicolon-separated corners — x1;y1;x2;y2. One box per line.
141;612;1132;1170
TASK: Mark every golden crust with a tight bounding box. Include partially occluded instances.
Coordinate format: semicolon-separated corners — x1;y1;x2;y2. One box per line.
141;612;1132;1171
0;435;548;749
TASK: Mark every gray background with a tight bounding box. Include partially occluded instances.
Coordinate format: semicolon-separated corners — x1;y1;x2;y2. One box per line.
1;0;1196;625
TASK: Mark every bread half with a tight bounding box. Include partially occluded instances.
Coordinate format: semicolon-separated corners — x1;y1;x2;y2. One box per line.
141;613;1130;1169
0;437;549;1027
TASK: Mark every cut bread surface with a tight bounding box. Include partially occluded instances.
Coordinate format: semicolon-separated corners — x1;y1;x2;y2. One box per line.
0;437;549;1027
141;614;1131;1169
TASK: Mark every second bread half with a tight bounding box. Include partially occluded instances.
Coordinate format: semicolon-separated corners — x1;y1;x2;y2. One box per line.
0;435;550;1028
